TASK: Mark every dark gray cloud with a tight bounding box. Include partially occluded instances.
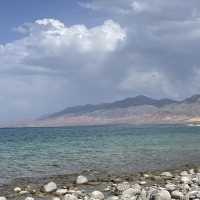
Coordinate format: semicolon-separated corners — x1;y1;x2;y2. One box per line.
1;1;200;123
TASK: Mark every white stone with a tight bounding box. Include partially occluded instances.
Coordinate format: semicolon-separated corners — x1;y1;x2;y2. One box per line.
116;182;130;192
43;181;57;193
76;175;88;184
165;183;176;192
14;187;22;192
91;191;104;200
140;181;147;185
0;197;7;200
64;194;78;200
106;196;120;200
144;174;150;178
161;172;173;178
189;169;195;174
25;197;34;200
171;191;184;199
52;197;61;200
180;184;190;192
121;188;139;200
150;189;171;200
19;190;29;195
180;171;188;176
180;176;191;184
56;189;68;195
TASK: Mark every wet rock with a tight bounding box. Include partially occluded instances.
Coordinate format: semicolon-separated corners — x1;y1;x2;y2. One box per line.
64;194;78;200
91;191;104;200
150;189;171;200
43;181;57;193
76;175;88;184
56;188;68;195
171;191;184;199
14;187;22;193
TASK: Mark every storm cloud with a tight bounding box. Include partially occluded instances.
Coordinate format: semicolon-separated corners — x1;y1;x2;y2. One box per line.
1;0;200;123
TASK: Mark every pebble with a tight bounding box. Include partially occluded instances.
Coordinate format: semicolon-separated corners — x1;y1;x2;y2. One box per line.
76;175;88;184
52;197;61;200
171;191;184;199
56;188;68;195
180;171;188;176
180;176;191;184
64;194;78;200
121;188;139;199
165;183;176;192
161;172;173;179
14;187;22;193
106;196;120;200
19;190;29;195
0;197;7;200
116;182;130;192
25;197;34;200
43;181;57;193
150;189;171;200
91;191;105;200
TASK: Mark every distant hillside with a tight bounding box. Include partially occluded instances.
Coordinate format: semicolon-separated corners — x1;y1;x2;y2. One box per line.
28;94;200;127
44;95;179;119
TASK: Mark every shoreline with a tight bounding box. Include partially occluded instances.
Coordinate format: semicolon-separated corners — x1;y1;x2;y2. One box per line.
1;164;200;199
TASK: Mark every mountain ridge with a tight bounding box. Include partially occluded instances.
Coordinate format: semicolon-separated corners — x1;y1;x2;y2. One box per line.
44;94;200;120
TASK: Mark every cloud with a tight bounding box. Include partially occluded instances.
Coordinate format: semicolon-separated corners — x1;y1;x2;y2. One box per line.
0;18;126;123
2;1;200;123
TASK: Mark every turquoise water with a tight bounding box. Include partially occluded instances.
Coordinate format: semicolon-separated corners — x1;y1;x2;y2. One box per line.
0;124;200;183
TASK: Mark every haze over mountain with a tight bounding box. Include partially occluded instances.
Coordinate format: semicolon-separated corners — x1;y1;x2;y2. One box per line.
20;94;200;127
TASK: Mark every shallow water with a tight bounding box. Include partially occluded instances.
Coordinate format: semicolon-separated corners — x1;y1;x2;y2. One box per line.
0;124;200;183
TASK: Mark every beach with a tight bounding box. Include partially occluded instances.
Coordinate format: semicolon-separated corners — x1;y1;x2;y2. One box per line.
1;165;200;200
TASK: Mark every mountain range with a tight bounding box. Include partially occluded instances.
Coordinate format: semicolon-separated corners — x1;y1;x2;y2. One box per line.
20;94;200;127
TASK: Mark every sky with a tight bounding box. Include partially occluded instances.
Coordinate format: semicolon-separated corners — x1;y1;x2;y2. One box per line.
1;0;200;123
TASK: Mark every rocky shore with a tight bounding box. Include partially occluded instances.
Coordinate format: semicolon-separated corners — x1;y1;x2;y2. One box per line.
1;166;200;200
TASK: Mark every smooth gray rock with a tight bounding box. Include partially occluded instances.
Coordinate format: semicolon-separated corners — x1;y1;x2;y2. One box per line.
150;189;171;200
91;191;105;200
56;188;68;195
116;182;130;192
76;175;88;184
161;172;173;179
180;176;191;184
121;188;139;200
171;191;184;199
64;194;78;200
43;181;57;193
165;183;176;192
